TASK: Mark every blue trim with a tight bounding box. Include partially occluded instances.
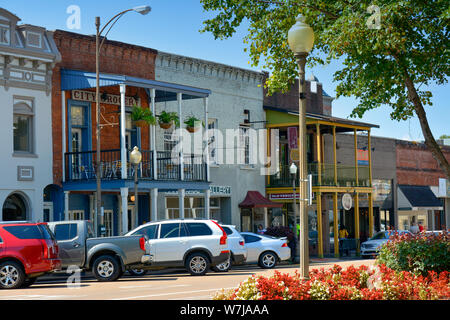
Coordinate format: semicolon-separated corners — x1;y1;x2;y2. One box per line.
67;99;92;152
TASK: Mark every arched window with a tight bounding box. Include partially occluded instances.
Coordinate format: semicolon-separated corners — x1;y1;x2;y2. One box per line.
2;193;28;221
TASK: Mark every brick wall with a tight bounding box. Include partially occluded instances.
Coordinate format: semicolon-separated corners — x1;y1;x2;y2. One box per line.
51;30;157;185
396;140;450;186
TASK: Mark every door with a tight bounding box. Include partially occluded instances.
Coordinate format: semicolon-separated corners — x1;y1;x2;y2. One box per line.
43;202;53;222
71;128;83;179
104;210;114;237
152;222;188;263
52;222;85;268
127;206;136;231
242;234;262;262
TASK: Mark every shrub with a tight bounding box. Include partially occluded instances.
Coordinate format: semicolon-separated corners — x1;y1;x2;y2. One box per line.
264;226;295;241
377;231;450;275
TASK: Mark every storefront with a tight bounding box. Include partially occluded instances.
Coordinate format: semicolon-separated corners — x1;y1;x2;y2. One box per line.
239;191;283;233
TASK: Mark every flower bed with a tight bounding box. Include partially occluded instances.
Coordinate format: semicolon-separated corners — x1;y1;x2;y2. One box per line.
213;264;450;300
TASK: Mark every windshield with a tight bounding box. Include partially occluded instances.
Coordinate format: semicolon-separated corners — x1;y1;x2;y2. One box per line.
370;231;388;240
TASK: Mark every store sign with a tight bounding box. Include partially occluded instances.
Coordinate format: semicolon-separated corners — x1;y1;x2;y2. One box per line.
165;185;232;197
342;193;353;210
72;90;139;107
438;178;450;198
287;127;298;149
357;149;369;165
269;192;315;201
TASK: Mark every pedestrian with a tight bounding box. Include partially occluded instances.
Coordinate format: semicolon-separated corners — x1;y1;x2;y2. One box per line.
257;224;265;235
338;225;349;256
418;222;424;233
287;233;297;264
410;222;419;235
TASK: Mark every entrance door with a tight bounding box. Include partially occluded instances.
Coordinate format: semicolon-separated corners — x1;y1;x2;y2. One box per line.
104;210;114;236
43;202;53;222
71;128;83;179
127;205;136;231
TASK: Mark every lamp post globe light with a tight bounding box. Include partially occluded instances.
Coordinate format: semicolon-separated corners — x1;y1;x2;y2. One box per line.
94;6;150;236
288;14;314;280
130;146;142;230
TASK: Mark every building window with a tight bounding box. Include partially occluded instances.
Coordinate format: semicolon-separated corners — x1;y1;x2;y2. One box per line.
208;119;218;164
239;125;251;165
0;23;10;45
104;210;114;237
68;210;85;221
2;193;28;221
164;127;178;153
13;100;34;154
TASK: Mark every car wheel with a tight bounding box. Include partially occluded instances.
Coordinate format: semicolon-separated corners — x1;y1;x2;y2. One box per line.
213;258;231;272
128;268;148;276
92;255;121;282
186;252;210;276
258;251;277;269
0;261;26;289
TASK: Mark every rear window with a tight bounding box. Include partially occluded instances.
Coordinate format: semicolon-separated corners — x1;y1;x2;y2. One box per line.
160;223;183;239
54;224;78;241
3;225;44;239
221;226;233;235
132;224;159;240
185;223;213;236
38;224;56;241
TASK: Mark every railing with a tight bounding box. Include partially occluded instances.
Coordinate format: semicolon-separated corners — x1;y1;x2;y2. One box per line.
65;149;207;182
267;163;371;188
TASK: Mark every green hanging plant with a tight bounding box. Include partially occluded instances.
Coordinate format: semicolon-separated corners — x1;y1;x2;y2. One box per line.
131;105;156;127
157;110;180;129
184;115;204;133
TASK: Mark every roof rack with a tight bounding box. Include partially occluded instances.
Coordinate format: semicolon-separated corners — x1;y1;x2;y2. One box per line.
0;221;34;225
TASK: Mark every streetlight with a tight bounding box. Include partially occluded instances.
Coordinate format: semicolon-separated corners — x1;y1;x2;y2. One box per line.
94;5;151;236
130;146;142;230
288;14;315;280
289;162;299;262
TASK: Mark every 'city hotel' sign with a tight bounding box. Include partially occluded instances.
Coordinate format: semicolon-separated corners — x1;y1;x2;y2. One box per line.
72;90;139;107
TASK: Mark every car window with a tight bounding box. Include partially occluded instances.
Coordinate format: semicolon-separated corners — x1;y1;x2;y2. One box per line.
243;234;261;243
132;224;159;240
38;224;56;241
159;223;181;239
86;222;95;239
0;235;2;243
370;231;387;240
54;224;78;241
3;225;43;239
185;223;212;236
221;226;233;235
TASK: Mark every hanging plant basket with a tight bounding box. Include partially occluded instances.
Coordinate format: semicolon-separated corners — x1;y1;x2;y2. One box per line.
131;105;156;128
158;111;179;130
186;126;199;133
159;122;173;130
134;120;149;127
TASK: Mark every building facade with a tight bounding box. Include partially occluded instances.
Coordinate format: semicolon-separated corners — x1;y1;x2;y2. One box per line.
0;8;60;222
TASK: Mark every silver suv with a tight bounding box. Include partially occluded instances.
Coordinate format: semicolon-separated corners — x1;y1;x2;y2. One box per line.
213;225;247;272
125;219;230;276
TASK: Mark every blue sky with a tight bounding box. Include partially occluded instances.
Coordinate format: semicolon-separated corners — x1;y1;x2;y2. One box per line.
2;0;448;141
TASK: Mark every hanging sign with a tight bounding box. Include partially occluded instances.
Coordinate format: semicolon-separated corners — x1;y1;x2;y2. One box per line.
72;90;139;107
342;193;353;210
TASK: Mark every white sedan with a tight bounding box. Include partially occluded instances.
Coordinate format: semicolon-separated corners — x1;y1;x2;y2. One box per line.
240;232;291;269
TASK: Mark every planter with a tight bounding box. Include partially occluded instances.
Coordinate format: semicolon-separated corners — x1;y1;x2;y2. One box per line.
186;126;199;133
134;120;149;127
159;122;173;130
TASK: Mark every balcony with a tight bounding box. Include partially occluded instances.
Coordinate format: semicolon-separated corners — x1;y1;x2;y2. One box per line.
267;163;371;188
64;149;207;182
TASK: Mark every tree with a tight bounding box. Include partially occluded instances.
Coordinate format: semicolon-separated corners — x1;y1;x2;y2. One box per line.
200;0;450;179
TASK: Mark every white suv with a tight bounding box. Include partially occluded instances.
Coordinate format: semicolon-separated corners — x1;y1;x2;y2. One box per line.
125;219;229;276
213;225;247;272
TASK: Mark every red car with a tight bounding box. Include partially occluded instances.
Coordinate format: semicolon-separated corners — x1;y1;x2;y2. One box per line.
0;221;61;289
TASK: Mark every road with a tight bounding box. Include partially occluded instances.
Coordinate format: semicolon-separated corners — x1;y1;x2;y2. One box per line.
0;259;375;300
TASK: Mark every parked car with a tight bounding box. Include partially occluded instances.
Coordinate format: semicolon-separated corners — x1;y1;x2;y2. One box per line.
125;219;230;276
240;232;290;269
361;230;412;258
0;221;61;289
47;220;150;281
213;225;247;272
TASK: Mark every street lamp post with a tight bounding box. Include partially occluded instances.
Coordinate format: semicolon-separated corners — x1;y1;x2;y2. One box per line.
130;146;142;230
94;5;150;236
288;14;315;280
290;162;299;262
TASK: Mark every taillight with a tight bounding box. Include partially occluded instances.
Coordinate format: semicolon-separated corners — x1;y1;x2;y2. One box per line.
211;221;227;246
41;240;49;259
239;240;245;246
281;242;288;248
139;237;146;252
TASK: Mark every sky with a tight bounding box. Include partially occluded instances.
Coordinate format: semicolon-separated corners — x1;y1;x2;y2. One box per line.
2;0;448;142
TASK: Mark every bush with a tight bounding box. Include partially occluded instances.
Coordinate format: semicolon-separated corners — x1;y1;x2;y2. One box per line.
264;226;295;241
377;231;450;275
213;264;450;300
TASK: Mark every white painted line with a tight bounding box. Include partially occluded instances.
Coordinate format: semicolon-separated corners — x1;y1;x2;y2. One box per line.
118;284;189;290
112;287;237;300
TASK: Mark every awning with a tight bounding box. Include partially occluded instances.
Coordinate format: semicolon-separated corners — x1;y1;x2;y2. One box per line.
60;68;210;102
239;191;283;209
397;185;443;211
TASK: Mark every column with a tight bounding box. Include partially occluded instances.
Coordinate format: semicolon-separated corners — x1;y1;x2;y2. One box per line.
62;91;66;182
204;188;211;219
120;84;127;179
354;192;360;255
204;97;210;182
151;188;158;221
316;124;322;186
333;192;339;258
333;126;337;186
354;129;359;186
317;192;323;258
179;189;185;219
120;187;129;234
368;193;374;237
177;92;184;181
150;88;157;180
64;191;70;220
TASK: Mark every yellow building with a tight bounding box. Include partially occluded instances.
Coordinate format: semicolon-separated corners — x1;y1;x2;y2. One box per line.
265;106;379;258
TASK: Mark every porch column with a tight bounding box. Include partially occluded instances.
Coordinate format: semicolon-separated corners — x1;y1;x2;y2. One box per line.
204;97;210;181
121;187;129;234
179;189;185;218
333;192;339;258
120;84;127;179
178;92;184;181
333;126;337;186
317;192;323;258
368;193;374;237
204;188;210;219
354;129;359;186
316;124;322;186
64;191;70;220
150;88;157;180
62;91;66;182
151;188;158;221
354;192;360;255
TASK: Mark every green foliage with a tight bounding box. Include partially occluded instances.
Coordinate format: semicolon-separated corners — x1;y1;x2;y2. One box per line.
200;0;450;121
130;105;156;125
158;110;180;126
184;115;204;128
377;232;450;275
